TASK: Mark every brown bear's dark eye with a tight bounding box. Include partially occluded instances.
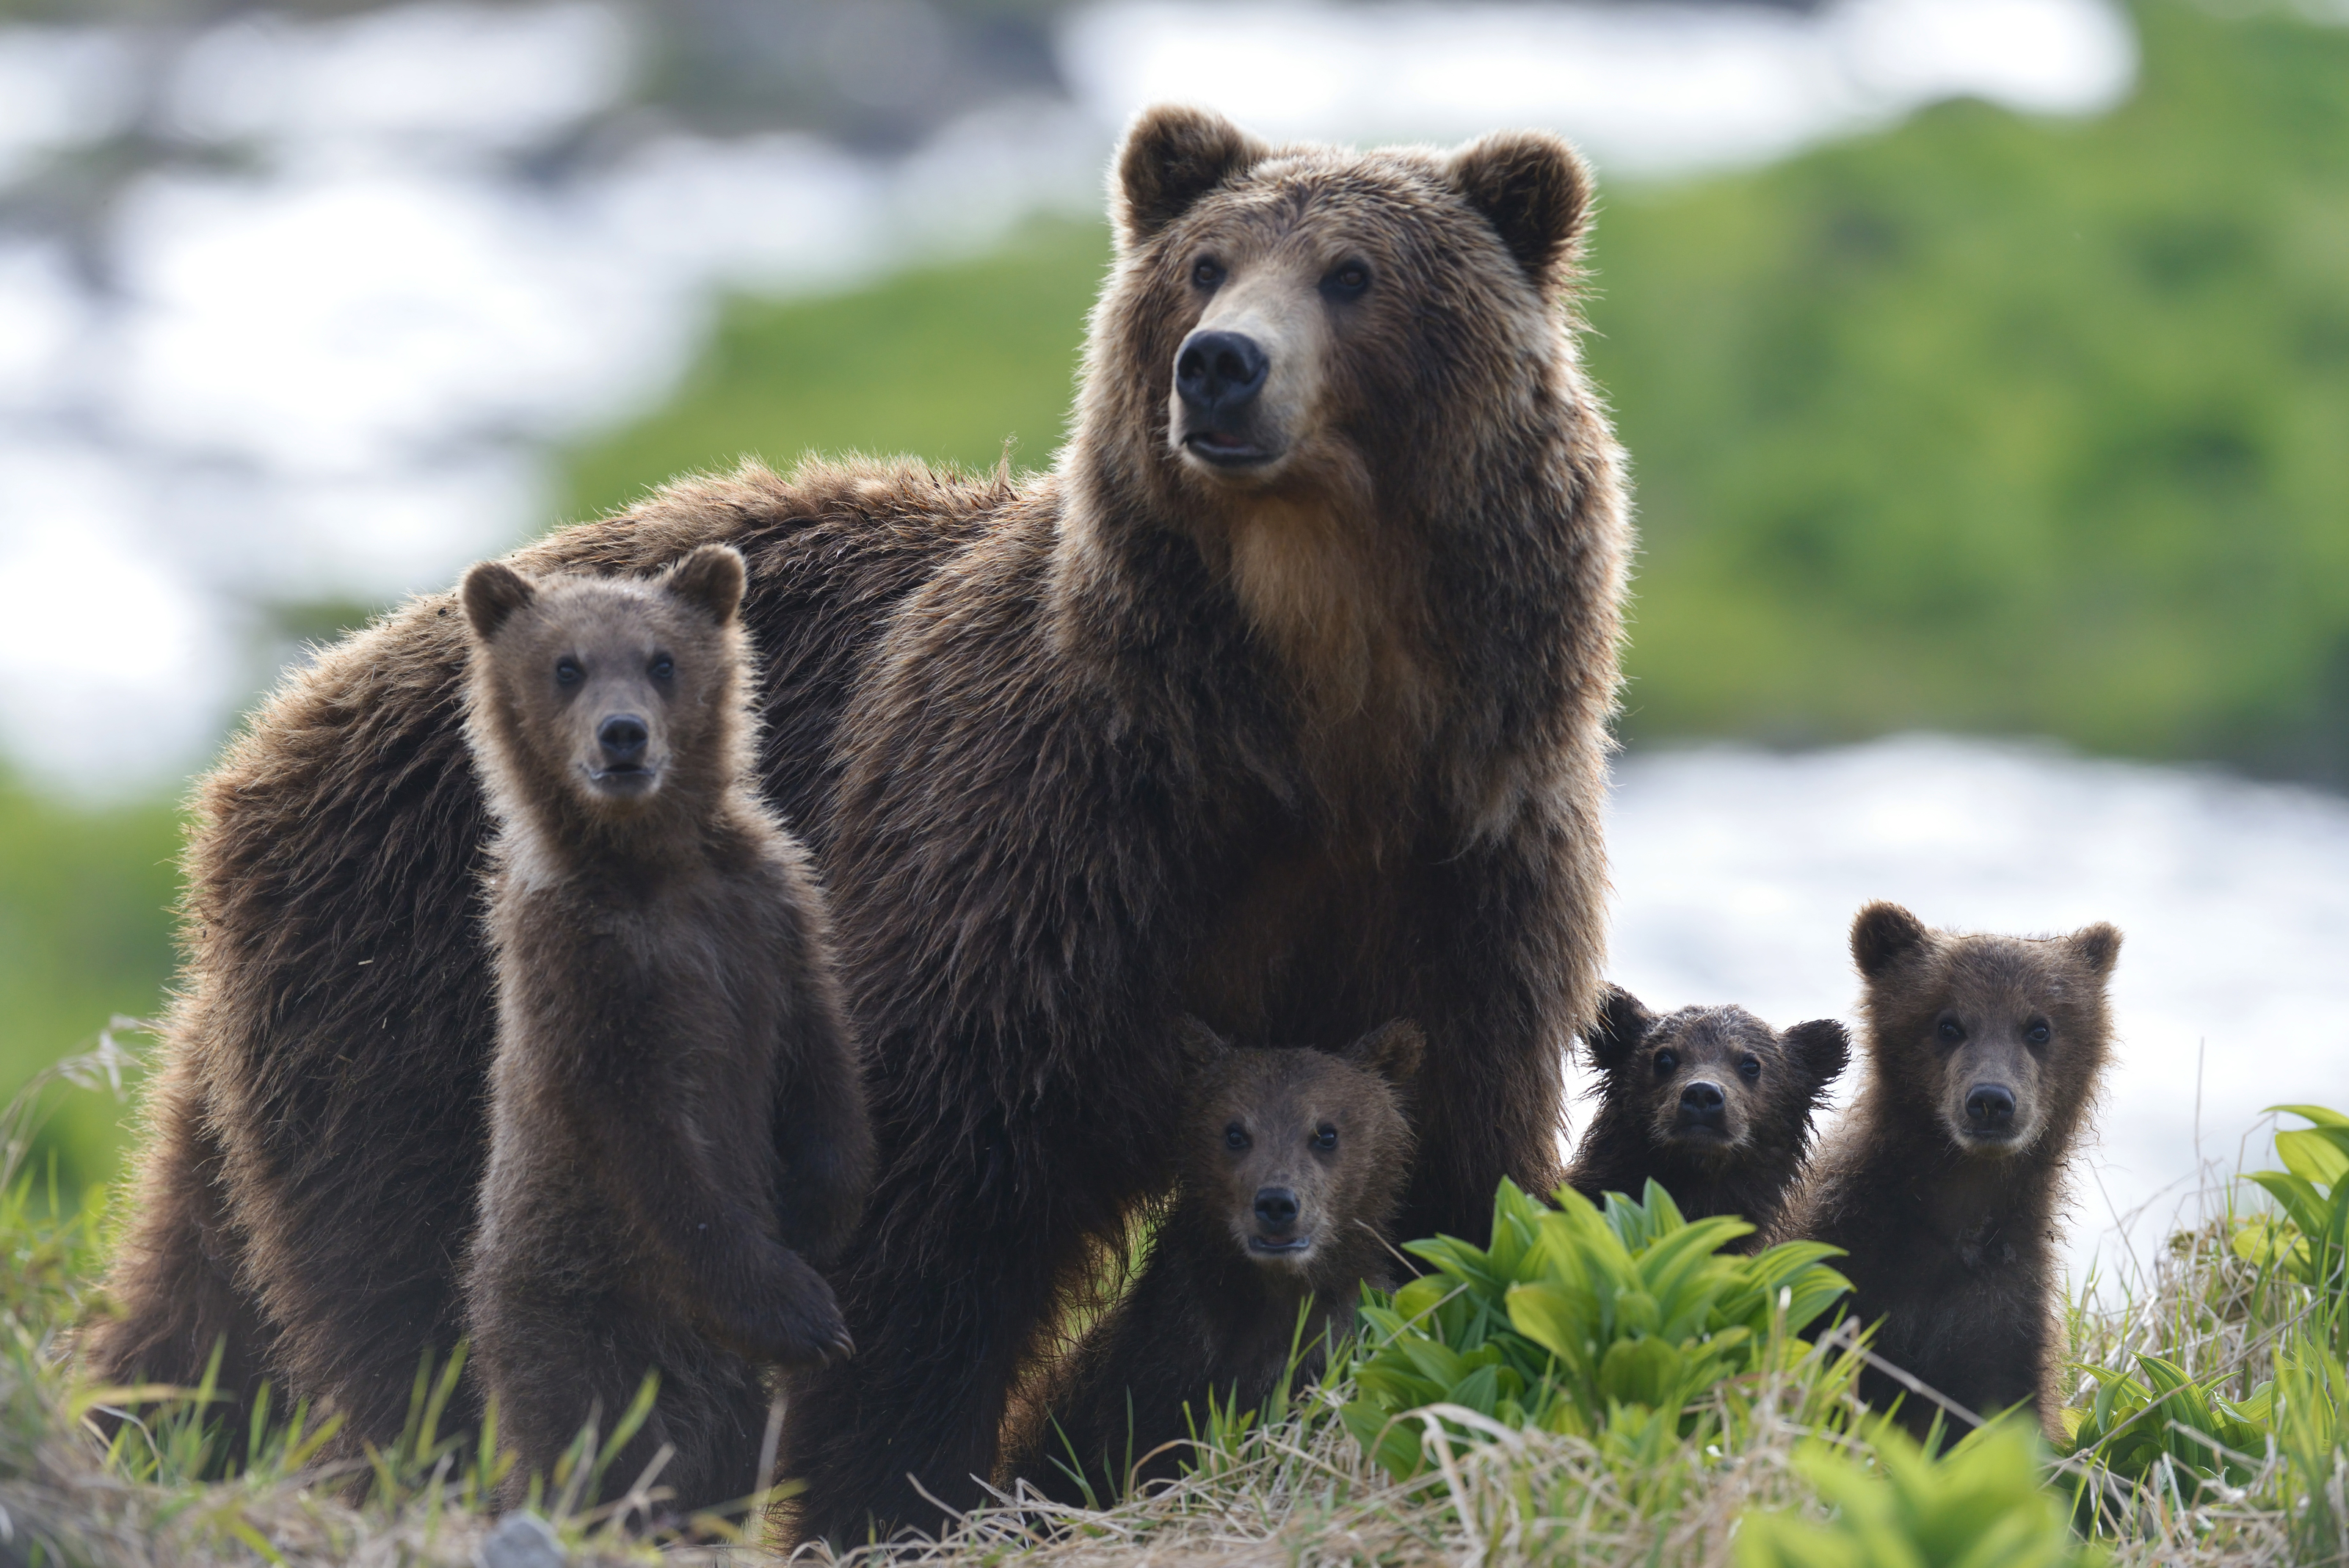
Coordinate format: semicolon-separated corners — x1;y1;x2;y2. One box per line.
1191;258;1224;288
2025;1020;2052;1045
1738;1056;1762;1082
1323;261;1370;299
1225;1122;1249;1151
1652;1049;1677;1077
650;655;674;682
555;657;582;687
1937;1016;1965;1044
1313;1124;1337;1151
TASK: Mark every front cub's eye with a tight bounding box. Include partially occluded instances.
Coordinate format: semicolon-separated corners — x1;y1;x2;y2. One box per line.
1652;1049;1678;1078
2025;1020;2052;1046
1936;1015;1966;1044
1322;260;1370;299
554;656;582;687
1191;257;1224;288
650;655;674;682
1225;1122;1250;1151
1313;1123;1338;1151
1738;1056;1762;1082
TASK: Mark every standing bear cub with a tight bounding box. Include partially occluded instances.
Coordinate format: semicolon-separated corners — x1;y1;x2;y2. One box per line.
1005;1020;1420;1505
1566;988;1848;1245
1774;901;2119;1445
459;545;870;1515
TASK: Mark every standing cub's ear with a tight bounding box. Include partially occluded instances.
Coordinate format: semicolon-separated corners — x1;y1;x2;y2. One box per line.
665;543;746;626
1784;1019;1852;1091
2067;921;2123;980
1174;1015;1234;1074
1584;985;1653;1072
1341;1020;1425;1089
1851;901;1932;980
1115;104;1270;249
461;560;537;642
1451;130;1593;291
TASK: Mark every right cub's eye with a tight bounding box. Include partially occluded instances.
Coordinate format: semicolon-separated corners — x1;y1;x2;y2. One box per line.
554;657;583;687
1224;1122;1250;1151
1191;257;1224;288
1936;1015;1966;1044
1652;1049;1678;1077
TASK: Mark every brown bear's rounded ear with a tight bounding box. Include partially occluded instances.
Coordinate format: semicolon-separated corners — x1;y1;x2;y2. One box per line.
1450;129;1592;292
1114;104;1269;250
1174;1015;1234;1073
666;544;747;626
1851;901;1931;980
1785;1019;1852;1089
460;560;536;642
2067;922;2122;981
1585;985;1652;1071
1342;1020;1424;1089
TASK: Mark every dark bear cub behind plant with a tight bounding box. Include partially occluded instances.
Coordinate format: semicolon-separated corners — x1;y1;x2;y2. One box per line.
457;545;870;1517
1005;1020;1420;1505
1774;901;2120;1446
1565;987;1849;1246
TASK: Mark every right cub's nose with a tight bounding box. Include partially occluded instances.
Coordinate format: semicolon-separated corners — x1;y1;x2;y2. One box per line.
1680;1080;1727;1119
1253;1186;1299;1230
598;714;648;765
1175;330;1269;416
1966;1083;2016;1130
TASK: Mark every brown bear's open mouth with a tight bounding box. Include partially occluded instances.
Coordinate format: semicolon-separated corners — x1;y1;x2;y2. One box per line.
1248;1235;1312;1255
1183;430;1275;468
585;763;661;795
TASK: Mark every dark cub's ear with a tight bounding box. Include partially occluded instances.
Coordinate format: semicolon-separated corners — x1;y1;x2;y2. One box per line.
1451;130;1592;291
1851;901;1931;980
1115;104;1269;249
1585;985;1652;1072
1784;1019;1852;1090
2067;921;2123;981
665;543;746;626
1341;1019;1425;1090
1174;1015;1234;1075
460;560;536;642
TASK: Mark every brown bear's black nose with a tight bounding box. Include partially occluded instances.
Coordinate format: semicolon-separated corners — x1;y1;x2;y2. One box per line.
1680;1080;1726;1121
1175;330;1268;417
598;714;648;765
1966;1084;2016;1130
1253;1186;1298;1230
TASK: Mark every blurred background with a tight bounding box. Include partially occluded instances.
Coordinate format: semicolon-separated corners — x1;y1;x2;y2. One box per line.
1;0;2344;1282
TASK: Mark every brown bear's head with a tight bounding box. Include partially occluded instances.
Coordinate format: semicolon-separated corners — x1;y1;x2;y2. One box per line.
460;545;749;833
1586;987;1849;1169
1175;1017;1419;1290
1849;901;2121;1160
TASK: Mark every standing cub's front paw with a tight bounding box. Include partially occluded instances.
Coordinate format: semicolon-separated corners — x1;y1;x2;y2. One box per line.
730;1244;854;1367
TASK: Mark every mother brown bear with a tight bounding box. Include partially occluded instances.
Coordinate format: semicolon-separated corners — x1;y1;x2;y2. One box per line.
88;106;1629;1536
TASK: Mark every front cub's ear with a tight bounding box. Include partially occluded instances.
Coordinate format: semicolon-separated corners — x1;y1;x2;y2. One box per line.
1784;1019;1852;1090
1115;104;1269;250
1851;901;1931;980
1342;1019;1425;1089
666;543;747;626
2068;921;2123;981
460;559;536;642
1174;1015;1234;1075
1451;129;1593;292
1585;985;1652;1072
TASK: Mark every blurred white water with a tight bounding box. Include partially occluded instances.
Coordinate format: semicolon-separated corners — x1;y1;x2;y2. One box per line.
1594;734;2349;1292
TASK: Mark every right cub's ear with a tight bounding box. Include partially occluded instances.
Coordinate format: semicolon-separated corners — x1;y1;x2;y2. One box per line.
1851;901;1931;980
1784;1019;1852;1091
1342;1020;1425;1089
1174;1015;1234;1073
1115;104;1270;250
460;560;536;642
1585;985;1652;1072
666;543;747;626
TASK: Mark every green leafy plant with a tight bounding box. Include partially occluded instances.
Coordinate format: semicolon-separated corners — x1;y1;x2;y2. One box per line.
2234;1105;2349;1335
1340;1178;1852;1479
2063;1351;2266;1518
1737;1419;2103;1568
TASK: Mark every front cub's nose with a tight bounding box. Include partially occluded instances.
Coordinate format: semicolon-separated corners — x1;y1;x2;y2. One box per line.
1966;1084;2016;1131
1678;1080;1727;1127
1253;1186;1299;1231
598;714;648;766
1175;330;1269;416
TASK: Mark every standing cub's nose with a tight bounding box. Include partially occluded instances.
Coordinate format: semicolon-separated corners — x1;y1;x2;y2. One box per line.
598;714;648;765
1966;1084;2016;1130
1678;1080;1727;1126
1252;1186;1299;1230
1175;330;1269;415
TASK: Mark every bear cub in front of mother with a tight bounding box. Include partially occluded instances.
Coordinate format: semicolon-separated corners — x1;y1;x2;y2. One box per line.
1005;1020;1420;1505
1775;901;2119;1445
1566;988;1849;1246
458;545;871;1516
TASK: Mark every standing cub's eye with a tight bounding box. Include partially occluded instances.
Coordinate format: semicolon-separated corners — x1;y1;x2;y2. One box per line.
1224;1122;1250;1151
1738;1056;1762;1082
1313;1123;1338;1151
1191;258;1224;288
1321;261;1370;299
1936;1015;1966;1044
1652;1049;1678;1077
2025;1020;2052;1045
649;655;674;682
554;657;582;687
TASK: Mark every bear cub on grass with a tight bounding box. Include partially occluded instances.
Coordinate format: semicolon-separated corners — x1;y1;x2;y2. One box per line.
1566;988;1849;1245
1775;901;2119;1445
458;545;871;1517
1006;1020;1420;1505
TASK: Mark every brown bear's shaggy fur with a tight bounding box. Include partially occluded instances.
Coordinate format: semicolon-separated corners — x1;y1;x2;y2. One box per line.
456;545;868;1515
1565;987;1848;1245
1003;1020;1418;1506
1774;902;2120;1444
89;104;1629;1534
